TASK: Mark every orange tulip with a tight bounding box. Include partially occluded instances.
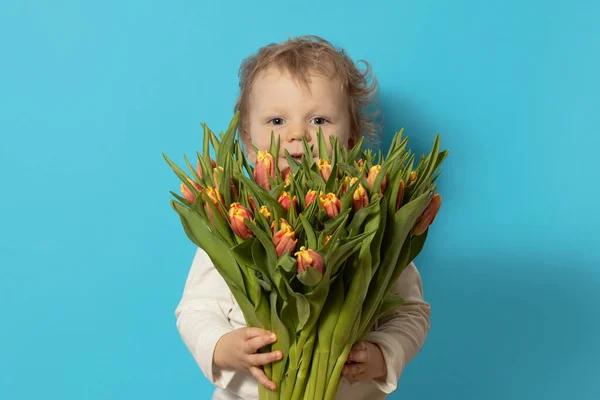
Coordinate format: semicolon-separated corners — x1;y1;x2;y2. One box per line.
413;193;442;235
180;179;202;203
395;179;405;211
281;166;292;184
319;192;341;218
254;151;275;190
204;186;224;224
352;183;369;212
366;165;388;193
228;202;254;240
318;159;332;181
211;165;239;200
247;194;256;212
272;219;297;258
305;190;318;208
295;246;324;275
341;177;358;195
278;191;297;213
408;170;418;185
196;158;216;179
259;206;272;222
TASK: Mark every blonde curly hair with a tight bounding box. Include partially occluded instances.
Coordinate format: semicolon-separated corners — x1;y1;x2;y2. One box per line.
234;35;381;147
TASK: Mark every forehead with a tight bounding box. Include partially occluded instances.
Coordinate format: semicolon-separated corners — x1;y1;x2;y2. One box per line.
250;66;347;109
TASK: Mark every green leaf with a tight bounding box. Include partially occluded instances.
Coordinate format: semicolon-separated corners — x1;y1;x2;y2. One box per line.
284;149;302;175
202;191;233;245
245;219;278;273
236;173;287;217
250;239;274;282
208;125;221;155
297;266;323;286
347;136;365;164
163;153;195;192
269;131;281;175
202;123;212;169
408;228;428;262
231;238;255;266
376;293;404;321
278;254;297;273
325;229;377;277
317;127;329;160
217;112;240;166
301;136;315;169
347;194;381;234
299;214;317;250
170;201;245;295
184;154;203;186
269;291;290;388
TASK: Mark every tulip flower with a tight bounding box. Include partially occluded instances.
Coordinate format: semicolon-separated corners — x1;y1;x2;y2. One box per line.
272;219;297;258
323;235;332;246
352;183;369;212
196;158;216;179
284;172;293;187
204;186;224;224
281;166;292;182
295;246;325;275
413;193;442;235
408;170;418;185
247;194;256;212
395;179;405;211
305;190;318;208
318;159;332;181
367;165;388;193
342;177;358;195
278;191;297;213
180;179;202;203
319;192;341;218
259;206;272;222
228;202;254;240
254;150;276;190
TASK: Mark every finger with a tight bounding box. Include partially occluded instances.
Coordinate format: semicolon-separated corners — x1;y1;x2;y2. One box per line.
347;348;369;363
352;341;367;351
249;366;276;391
244;332;277;354
244;327;273;340
248;349;283;366
342;362;367;379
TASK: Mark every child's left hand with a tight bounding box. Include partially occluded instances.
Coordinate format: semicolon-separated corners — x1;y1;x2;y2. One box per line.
342;341;387;383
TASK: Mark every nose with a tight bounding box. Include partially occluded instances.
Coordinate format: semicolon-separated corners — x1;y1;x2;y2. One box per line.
284;123;312;143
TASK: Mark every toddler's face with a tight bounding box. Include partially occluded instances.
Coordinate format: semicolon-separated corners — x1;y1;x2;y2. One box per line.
245;66;351;169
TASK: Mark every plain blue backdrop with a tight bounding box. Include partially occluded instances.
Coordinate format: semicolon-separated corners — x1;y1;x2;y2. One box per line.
1;0;598;399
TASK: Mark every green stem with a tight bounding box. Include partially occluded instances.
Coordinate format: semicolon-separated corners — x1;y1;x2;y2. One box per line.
305;345;320;400
313;350;330;400
323;342;353;400
290;331;316;400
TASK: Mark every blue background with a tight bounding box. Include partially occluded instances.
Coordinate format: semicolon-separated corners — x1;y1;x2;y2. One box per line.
1;0;598;399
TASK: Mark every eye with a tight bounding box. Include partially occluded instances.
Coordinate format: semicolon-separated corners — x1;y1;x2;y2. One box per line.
269;118;285;126
311;117;327;125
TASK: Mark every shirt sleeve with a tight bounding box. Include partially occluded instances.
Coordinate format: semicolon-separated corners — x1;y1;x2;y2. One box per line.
174;247;239;390
362;261;432;394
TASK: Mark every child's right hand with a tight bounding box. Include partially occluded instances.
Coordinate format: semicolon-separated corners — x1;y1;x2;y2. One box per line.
213;327;282;391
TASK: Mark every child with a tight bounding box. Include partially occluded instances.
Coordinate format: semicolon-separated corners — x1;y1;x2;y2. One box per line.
174;35;431;400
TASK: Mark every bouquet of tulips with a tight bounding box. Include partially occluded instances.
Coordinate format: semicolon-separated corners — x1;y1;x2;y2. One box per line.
164;112;447;400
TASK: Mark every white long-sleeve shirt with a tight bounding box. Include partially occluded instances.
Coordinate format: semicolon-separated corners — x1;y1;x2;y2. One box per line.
174;248;431;400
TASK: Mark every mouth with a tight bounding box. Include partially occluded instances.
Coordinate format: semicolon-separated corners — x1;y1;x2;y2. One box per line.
283;153;305;163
